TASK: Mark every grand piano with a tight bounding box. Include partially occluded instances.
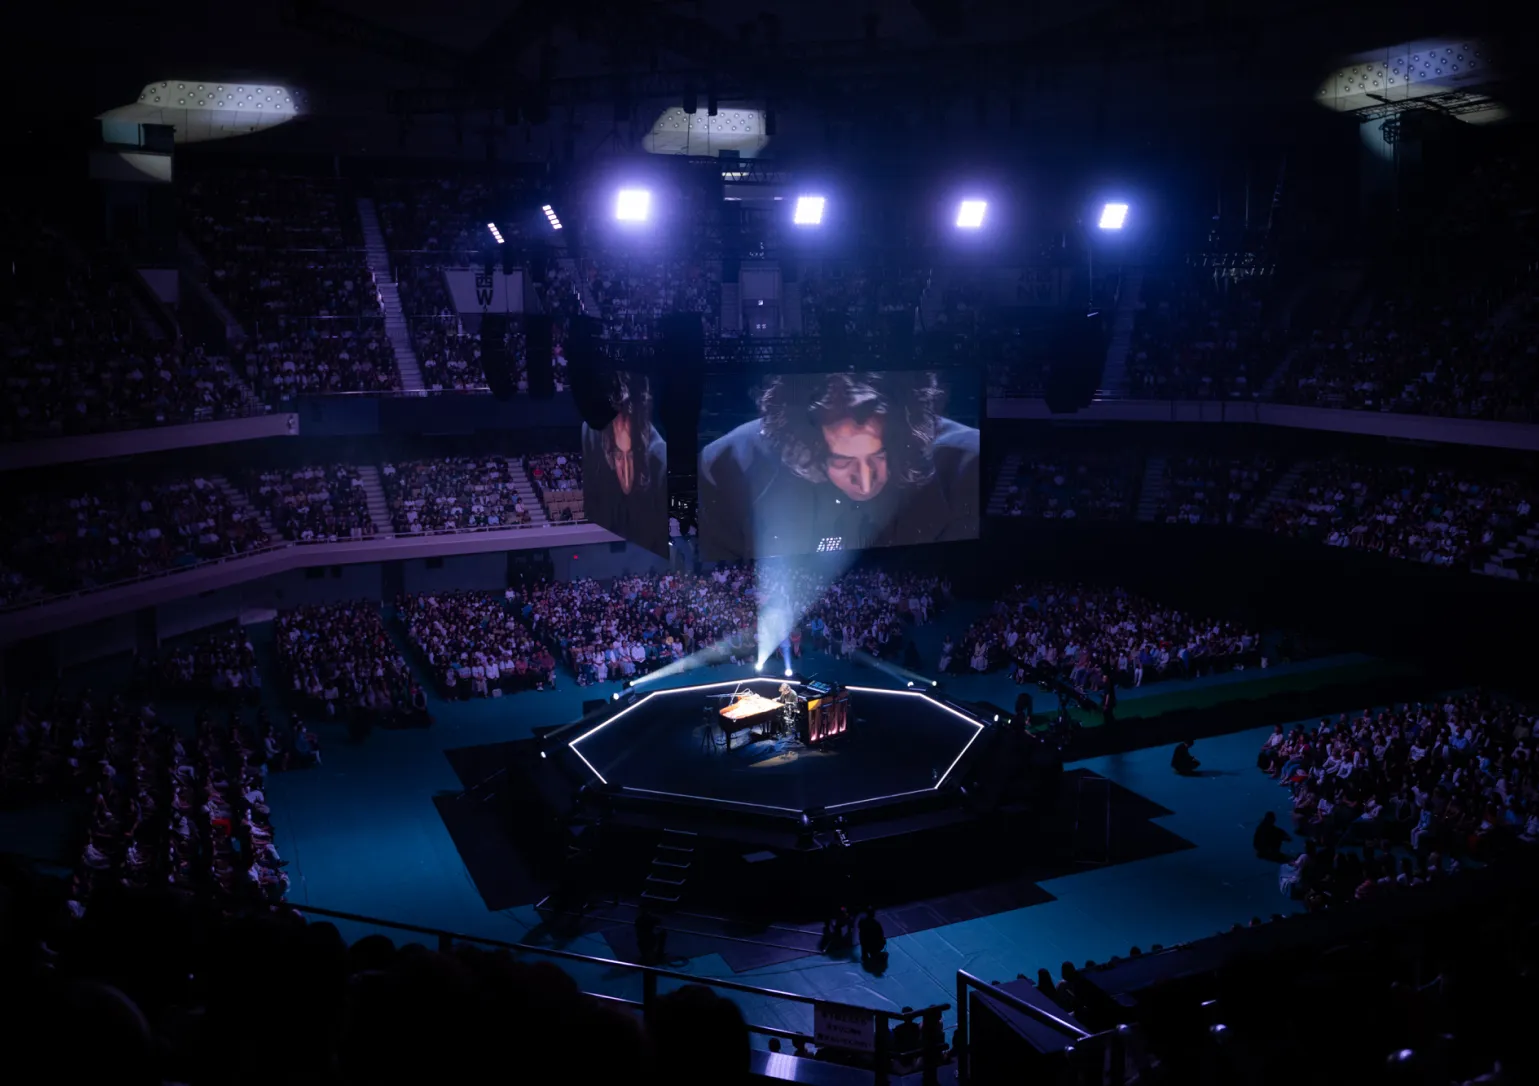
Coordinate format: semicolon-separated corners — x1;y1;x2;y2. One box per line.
714;687;784;749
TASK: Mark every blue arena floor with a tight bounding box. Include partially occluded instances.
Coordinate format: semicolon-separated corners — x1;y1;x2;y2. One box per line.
5;607;1381;1041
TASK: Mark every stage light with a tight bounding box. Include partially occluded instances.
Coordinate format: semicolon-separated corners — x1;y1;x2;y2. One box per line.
486;222;504;244
615;188;651;222
755;662;764;673
907;681;915;688
540;751;547;759
792;195;825;226
784;668;794;678
955;199;987;229
541;204;563;230
1098;202;1129;230
932;681;939;687
612;692;621;701
994;714;1000;723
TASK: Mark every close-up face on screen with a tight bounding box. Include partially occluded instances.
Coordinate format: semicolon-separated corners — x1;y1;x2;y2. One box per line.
697;369;981;561
581;370;670;558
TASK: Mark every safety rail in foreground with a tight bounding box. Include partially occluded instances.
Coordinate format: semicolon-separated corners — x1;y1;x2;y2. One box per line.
294;902;951;1085
954;969;1137;1086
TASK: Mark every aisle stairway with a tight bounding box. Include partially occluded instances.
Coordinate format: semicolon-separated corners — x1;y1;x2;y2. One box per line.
556;255;598;317
177;232;247;345
356;197;425;391
987;451;1024;516
1095;268;1144;399
356;465;394;536
1483;522;1538;581
210;474;277;542
1134;455;1166;522
1246;460;1306;530
506;460;553;526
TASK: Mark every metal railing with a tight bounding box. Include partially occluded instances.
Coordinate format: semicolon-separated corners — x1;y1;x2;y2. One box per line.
0;519;589;616
954;969;1136;1086
287;903;952;1086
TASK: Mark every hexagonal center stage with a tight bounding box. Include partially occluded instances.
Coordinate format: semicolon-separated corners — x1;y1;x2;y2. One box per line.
565;679;986;819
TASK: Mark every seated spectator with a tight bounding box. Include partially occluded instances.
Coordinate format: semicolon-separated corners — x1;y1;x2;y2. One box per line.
958;581;1260;691
998;450;1139;520
399;591;555;696
247;464;376;542
181;171;402;399
381;456;535;533
1155;454;1277;527
1;218;258;439
275;601;414;724
0;474;270;600
1261;458;1533;572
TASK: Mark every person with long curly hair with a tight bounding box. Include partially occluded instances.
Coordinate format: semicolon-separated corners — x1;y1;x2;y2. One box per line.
699;370;978;559
581;370;669;555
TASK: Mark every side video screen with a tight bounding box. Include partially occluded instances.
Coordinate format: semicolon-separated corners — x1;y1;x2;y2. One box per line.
581;370;670;557
698;369;980;560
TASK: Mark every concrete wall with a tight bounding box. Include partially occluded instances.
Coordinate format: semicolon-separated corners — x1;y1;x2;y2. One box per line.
400;552;510;595
550;541;671;582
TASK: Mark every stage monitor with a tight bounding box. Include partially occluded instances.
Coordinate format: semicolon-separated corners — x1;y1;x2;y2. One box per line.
698;369;980;560
581;370;670;557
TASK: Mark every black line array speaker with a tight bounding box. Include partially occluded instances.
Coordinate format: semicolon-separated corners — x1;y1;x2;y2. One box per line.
481;313;515;401
565;315;616;430
656;312;704;484
525;314;555;399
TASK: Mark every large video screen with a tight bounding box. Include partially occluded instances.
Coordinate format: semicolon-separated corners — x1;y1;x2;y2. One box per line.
698;369;980;560
581;371;670;557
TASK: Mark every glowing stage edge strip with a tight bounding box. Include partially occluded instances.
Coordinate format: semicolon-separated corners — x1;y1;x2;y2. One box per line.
569;680;988;810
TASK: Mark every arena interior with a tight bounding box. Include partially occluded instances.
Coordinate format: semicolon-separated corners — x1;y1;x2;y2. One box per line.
5;3;1539;1084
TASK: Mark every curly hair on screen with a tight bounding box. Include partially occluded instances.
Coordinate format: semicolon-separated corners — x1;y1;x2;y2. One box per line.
602;371;653;490
756;371;944;487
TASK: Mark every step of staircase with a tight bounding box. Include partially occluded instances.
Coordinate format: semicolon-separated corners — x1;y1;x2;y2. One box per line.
210;474;278;543
1096;268;1144;399
1134;455;1166;522
356;464;394;537
987;451;1025;516
1245;461;1306;530
356;197;424;392
506;461;552;526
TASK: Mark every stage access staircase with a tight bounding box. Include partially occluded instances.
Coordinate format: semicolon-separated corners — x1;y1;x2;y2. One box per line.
1246;460;1306;530
641;828;696;907
1095;268;1143;399
1134;456;1167;522
986;451;1024;516
356;197;425;391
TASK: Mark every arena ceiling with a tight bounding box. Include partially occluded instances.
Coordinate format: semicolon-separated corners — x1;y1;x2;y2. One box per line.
22;1;1532;160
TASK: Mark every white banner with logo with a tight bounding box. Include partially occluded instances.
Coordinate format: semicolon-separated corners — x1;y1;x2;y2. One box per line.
444;268;525;316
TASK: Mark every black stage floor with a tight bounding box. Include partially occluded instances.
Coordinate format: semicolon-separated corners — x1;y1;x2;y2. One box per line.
438;734;1194;971
571;686;981;812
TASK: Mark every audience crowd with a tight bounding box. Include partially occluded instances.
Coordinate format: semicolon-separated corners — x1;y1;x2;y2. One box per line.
1155;453;1277;527
158;625;263;701
582;252;721;339
1259;690;1539;908
1126;259;1278;401
1260;459;1532;570
997;451;1139;520
2;221;255;439
400;590;556;696
274;602;422;725
1;476;270;605
181;173;402;398
247;464;376;543
0;868;750;1086
525;452;583;522
958;582;1260;691
380;456;534;533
